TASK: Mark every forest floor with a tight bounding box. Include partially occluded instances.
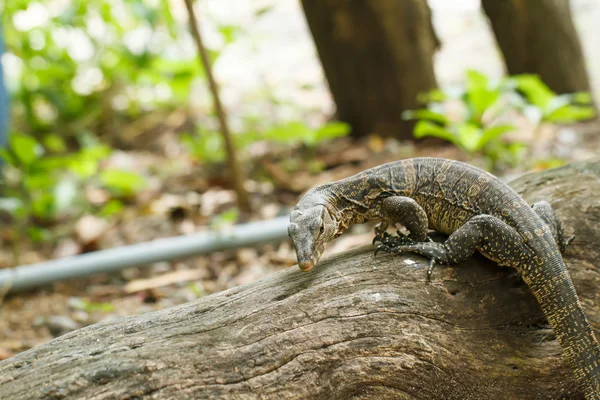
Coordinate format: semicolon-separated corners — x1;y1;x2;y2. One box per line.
1;1;600;360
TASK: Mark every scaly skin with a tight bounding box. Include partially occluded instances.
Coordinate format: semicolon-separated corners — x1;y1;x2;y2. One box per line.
288;157;600;398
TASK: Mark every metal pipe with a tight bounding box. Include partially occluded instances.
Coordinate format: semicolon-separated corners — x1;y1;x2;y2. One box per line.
0;216;290;293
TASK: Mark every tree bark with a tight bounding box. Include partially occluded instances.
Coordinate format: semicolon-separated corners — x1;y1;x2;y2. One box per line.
301;0;438;140
2;159;600;399
481;0;592;94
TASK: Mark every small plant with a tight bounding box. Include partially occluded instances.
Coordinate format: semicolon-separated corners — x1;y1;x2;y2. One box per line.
403;70;596;171
509;74;595;124
210;208;240;230
0;132;146;263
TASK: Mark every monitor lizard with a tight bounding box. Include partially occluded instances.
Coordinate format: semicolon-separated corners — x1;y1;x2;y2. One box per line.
288;157;599;399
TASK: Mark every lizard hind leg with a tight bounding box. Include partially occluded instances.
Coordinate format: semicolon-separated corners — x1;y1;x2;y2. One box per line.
531;201;574;254
373;196;429;246
377;214;533;280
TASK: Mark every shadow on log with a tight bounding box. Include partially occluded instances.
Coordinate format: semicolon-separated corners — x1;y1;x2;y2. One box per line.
2;159;600;399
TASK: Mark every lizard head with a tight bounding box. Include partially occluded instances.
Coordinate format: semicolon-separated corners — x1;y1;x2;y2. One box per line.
288;205;337;272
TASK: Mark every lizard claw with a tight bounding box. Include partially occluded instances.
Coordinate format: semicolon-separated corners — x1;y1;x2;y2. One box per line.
566;235;575;246
373;231;392;246
426;258;436;282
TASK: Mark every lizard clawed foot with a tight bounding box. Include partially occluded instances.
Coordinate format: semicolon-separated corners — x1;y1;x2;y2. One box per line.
372;221;390;245
373;234;418;257
373;239;438;282
373;230;417;246
372;231;390;246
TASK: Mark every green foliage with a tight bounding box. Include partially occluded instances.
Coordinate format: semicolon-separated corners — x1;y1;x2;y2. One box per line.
509;75;596;123
2;0;199;139
187;282;205;298
0;133;77;223
181;121;351;163
211;208;240;230
277;118;352;147
0;131;146;262
77;299;115;313
99;199;125;218
263;121;351;147
181;130;228;164
404;70;596;171
100;169;147;197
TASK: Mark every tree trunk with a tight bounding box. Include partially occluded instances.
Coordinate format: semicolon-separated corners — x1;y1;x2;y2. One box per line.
481;0;591;94
2;159;600;399
301;0;438;140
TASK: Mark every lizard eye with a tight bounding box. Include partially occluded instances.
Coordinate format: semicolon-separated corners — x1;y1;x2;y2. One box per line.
319;225;325;234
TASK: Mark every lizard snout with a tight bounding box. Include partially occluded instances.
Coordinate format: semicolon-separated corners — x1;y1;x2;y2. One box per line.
298;260;315;272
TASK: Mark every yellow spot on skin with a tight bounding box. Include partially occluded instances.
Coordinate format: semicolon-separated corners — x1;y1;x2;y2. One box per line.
525;231;533;240
468;185;480;196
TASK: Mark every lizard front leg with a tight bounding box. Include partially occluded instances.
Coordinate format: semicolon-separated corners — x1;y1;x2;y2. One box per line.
377;214;533;280
532;201;574;254
373;196;429;245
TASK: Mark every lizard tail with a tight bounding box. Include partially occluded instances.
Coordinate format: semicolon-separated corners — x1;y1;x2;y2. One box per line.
522;258;600;399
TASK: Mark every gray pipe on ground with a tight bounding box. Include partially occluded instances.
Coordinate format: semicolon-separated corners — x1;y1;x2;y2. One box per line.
0;216;290;293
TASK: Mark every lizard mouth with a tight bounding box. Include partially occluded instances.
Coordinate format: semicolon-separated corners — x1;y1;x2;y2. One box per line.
298;260;315;272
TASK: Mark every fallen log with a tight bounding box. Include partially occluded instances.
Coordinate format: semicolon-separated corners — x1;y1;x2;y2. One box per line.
1;159;600;400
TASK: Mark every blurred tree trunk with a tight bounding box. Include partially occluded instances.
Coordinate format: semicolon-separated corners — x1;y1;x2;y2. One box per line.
301;0;439;139
481;0;591;94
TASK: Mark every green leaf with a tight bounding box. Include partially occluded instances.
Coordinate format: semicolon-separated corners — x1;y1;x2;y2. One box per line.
216;208;239;224
313;122;351;142
31;192;55;219
81;300;114;313
0;148;16;166
27;226;49;242
307;160;326;174
188;282;205;298
100;170;146;196
100;199;124;217
477;124;515;149
264;121;312;145
544;94;572;117
465;70;500;122
571;92;593;104
413;120;457;144
24;173;55;190
67;145;111;178
68;157;100;178
218;24;241;45
181;131;225;163
512;74;556;109
43;134;67;152
401;109;448;124
417;88;446;104
254;5;274;17
10;133;40;166
211;208;239;230
545;105;596;123
457;123;482;152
